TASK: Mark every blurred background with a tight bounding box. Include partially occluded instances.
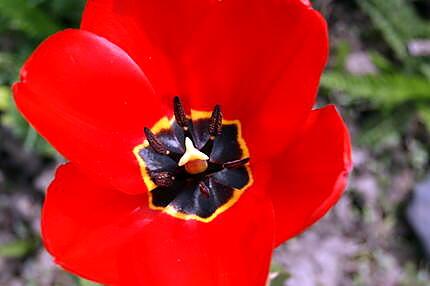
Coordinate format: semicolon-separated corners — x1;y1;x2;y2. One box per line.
0;0;429;285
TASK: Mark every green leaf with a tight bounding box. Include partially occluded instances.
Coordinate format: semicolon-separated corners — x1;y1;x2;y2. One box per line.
356;117;401;147
321;72;430;107
0;240;35;258
78;278;101;286
333;41;351;71
0;52;20;85
0;85;11;110
358;0;430;62
368;51;394;73
270;272;290;286
269;262;290;286
358;1;407;60
418;105;430;131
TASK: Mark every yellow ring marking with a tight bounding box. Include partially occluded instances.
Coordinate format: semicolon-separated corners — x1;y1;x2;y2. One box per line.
132;110;253;223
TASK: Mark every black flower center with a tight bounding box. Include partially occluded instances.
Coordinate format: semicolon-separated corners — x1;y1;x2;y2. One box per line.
133;96;252;222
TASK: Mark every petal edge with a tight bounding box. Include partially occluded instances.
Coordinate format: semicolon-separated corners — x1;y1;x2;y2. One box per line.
268;105;352;246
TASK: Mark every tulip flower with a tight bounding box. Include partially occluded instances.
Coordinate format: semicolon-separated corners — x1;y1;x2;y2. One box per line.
12;0;352;285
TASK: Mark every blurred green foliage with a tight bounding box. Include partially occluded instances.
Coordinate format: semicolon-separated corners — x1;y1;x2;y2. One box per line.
0;2;84;281
321;0;430;151
77;278;101;286
0;0;85;84
269;262;291;286
0;0;85;155
0;239;36;258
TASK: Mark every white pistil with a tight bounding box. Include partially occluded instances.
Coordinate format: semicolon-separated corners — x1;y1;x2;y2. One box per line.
178;137;209;167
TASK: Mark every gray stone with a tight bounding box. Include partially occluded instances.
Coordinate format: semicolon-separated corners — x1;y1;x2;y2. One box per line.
408;40;430;56
407;175;430;258
345;52;378;75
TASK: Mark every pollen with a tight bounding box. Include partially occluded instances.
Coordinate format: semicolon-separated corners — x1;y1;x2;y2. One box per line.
184;159;208;175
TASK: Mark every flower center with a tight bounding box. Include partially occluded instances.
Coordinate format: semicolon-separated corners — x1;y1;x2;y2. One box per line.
133;96;253;223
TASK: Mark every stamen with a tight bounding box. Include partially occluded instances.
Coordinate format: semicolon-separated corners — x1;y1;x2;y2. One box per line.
199;182;211;197
136;96;253;221
208;105;223;138
223;158;250;169
173;96;189;130
144;127;170;155
151;171;175;187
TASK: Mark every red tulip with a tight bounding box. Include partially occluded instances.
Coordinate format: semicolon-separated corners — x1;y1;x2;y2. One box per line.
12;0;352;285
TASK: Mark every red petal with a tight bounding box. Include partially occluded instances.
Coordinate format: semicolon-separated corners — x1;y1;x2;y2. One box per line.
268;105;352;246
81;0;181;101
81;1;328;157
13;29;164;194
82;0;213;61
42;164;148;284
248;9;329;159
43;163;275;286
182;2;327;120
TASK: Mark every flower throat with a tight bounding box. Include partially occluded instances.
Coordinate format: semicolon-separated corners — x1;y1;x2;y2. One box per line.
133;96;253;222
